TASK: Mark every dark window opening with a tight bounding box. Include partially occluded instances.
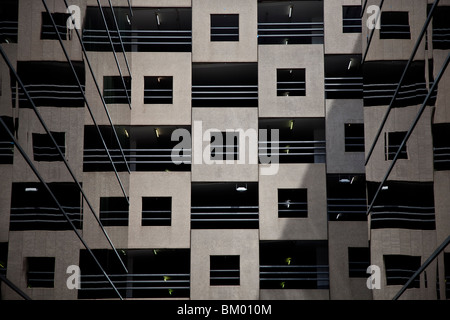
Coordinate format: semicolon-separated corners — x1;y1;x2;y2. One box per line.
144;76;173;104
430;6;450;50
432;123;450;171
27;257;55;288
367;181;435;230
32;131;65;162
380;11;411;39
278;188;307;218
142;197;171;226
192;63;258;108
345;123;365;152
385;131;408;160
79;249;190;299
191;182;258;229
41;12;70;40
0;0;19;43
343;6;362;33
327;174;367;221
210;255;240;286
257;1;324;45
83;7;192;52
14;61;85;108
10;182;82;231
211;14;239;42
277;69;306;97
259;118;326;164
0;243;7;298
99;197;129;227
363;60;434;108
83;125;191;172
384;255;421;288
210;131;239;161
0;116;15;164
103;76;131;105
260;241;329;289
348;247;370;278
325;54;363;99
444;253;450;298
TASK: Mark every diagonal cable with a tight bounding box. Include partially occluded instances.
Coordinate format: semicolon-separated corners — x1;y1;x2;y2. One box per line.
41;0;129;205
365;0;441;166
0;43;128;274
107;0;132;78
0;274;32;300
96;0;132;110
64;0;130;174
367;52;450;216
0;116;123;300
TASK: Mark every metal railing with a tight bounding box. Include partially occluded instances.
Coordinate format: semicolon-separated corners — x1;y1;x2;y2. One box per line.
371;204;436;230
343;17;362;33
328;197;367;221
192;85;258;101
325;77;363;99
258;22;324;44
13;84;85;106
277;80;305;97
434;146;450;170
79;273;190;298
260;265;329;289
191;205;259;229
432;27;450;48
103;87;132;104
83;148;191;165
27;271;55;288
0;21;18;42
363;81;434;106
10;206;82;231
82;29;192;51
259;140;326;163
278;201;307;218
0;141;14;164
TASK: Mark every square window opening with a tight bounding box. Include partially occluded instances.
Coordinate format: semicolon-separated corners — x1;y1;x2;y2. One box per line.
27;257;55;288
277;69;306;97
343;6;362;33
345;123;365;152
380;11;411;39
278;188;308;218
210;255;240;286
142;197;172;226
144;76;173;104
211;14;239;42
385;131;408;160
41;12;70;40
99;197;129;227
32;131;65;162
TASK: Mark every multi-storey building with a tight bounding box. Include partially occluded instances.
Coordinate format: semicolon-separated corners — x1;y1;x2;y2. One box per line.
0;0;448;300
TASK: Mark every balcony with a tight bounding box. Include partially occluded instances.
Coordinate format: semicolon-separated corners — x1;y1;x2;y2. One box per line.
192;63;258;108
83;125;191;172
363;60;436;108
83;7;192;52
260;241;329;290
0;0;18;43
259;118;326;164
367;181;436;230
14;61;85;108
325;55;363;100
10;182;82;231
430;5;450;50
433;124;450;171
327;174;367;221
191;182;258;229
0;116;15;165
258;1;324;45
78;249;190;299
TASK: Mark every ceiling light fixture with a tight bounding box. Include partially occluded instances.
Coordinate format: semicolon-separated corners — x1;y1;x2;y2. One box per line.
155;128;160;138
25;187;38;192
236;184;247;192
124;129;129;138
381;185;389;191
289;120;294;130
156;13;161;26
339;178;351;183
289;5;293;18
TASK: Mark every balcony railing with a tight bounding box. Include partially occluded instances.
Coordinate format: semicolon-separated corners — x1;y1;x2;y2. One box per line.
191;205;259;229
27;271;55;288
328;197;367;221
10;206;83;231
79;273;190;299
83;147;191;172
82;29;192;52
325;77;363;99
257;22;324;44
260;265;329;289
363;81;435;107
0;141;14;164
385;268;420;288
0;20;18;43
371;204;436;230
434;146;450;171
13;84;85;108
259;140;326;163
432;27;450;49
192;85;258;104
